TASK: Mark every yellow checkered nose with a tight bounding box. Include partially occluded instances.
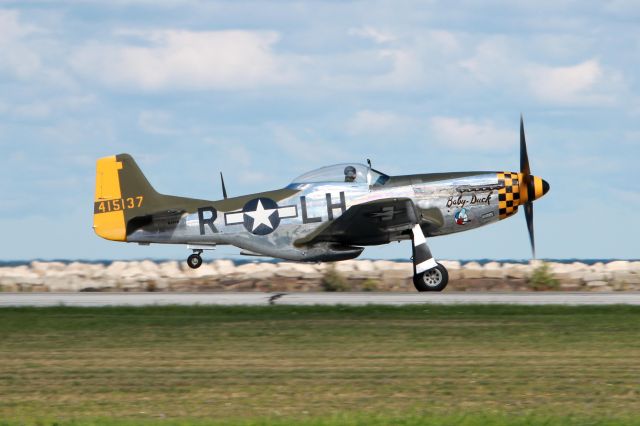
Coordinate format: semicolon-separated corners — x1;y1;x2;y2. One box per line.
497;172;520;219
497;172;550;220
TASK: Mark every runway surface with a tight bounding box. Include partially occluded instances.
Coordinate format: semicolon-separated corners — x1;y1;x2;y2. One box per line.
1;292;640;307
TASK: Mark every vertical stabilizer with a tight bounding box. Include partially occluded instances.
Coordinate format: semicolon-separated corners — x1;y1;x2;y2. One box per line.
93;154;160;241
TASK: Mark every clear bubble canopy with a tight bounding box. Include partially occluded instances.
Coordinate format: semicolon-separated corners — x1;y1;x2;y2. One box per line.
291;163;389;186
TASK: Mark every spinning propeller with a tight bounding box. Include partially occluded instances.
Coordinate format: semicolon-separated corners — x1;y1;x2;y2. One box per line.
519;115;550;258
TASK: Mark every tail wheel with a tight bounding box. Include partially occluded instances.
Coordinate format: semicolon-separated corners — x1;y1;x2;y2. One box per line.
187;254;203;269
413;263;448;292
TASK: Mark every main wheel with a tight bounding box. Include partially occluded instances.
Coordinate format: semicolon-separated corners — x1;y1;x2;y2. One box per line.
187;254;203;269
413;263;448;292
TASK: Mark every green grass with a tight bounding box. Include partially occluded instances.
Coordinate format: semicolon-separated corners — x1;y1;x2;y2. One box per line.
1;413;639;426
1;305;639;425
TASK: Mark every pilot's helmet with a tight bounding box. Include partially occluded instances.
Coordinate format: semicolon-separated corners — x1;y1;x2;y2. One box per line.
344;166;357;181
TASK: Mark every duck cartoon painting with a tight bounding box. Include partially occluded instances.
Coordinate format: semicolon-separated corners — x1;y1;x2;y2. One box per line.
454;208;469;225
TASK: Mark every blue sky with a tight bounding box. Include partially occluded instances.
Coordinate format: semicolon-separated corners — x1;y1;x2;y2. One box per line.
0;1;638;261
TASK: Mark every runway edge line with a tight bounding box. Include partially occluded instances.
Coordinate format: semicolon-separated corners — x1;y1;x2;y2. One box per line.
1;292;640;307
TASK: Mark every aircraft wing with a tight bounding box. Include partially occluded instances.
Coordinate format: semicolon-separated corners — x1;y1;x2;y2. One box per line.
296;198;440;246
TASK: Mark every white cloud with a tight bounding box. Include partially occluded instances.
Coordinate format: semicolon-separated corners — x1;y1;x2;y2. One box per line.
459;36;624;106
611;188;640;207
561;154;618;174
202;137;268;185
371;48;425;88
526;59;620;105
138;110;175;135
346;110;406;135
427;30;462;53
429;116;516;150
359;30;463;90
459;37;514;85
0;9;38;42
14;102;50;119
348;26;396;44
0;9;42;78
269;124;343;163
623;131;640;143
306;29;465;92
1;95;96;119
41;118;116;145
603;0;640;16
71;29;298;91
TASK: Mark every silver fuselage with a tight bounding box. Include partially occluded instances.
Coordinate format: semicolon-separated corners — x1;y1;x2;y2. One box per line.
128;172;504;261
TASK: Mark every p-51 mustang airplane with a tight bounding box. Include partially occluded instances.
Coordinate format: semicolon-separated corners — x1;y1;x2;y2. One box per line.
94;117;549;291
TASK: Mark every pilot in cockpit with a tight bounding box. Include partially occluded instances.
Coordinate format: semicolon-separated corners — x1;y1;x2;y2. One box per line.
344;166;357;182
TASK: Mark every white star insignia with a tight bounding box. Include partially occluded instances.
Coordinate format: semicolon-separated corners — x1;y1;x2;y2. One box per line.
245;200;277;231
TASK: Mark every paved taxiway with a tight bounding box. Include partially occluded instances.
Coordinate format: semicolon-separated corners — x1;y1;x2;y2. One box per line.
1;292;640;307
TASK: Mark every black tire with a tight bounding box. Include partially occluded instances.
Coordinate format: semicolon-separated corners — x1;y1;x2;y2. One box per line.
187;254;203;269
413;263;448;292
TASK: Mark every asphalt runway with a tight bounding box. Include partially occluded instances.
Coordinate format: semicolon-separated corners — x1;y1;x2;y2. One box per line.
1;292;640;307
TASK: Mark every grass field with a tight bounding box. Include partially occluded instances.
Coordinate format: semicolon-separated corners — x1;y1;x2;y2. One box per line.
1;304;639;425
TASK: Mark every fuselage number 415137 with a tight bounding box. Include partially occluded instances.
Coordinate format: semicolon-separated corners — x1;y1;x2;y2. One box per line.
95;196;144;214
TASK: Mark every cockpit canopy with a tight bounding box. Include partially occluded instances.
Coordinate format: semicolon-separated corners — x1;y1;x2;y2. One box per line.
291;163;389;186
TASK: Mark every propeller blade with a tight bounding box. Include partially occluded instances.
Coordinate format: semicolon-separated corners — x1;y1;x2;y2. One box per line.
520;114;530;176
524;202;535;258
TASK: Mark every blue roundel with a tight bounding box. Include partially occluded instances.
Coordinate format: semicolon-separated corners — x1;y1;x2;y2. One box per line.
242;197;281;235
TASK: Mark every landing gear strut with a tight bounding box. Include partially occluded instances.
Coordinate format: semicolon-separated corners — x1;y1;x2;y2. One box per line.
410;224;448;292
187;250;203;269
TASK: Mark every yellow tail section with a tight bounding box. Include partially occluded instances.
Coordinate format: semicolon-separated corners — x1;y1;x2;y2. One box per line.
93;156;127;241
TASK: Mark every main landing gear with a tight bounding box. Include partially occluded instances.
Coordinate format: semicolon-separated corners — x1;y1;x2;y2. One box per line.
185;244;217;269
412;263;449;292
187;251;203;269
410;224;449;292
